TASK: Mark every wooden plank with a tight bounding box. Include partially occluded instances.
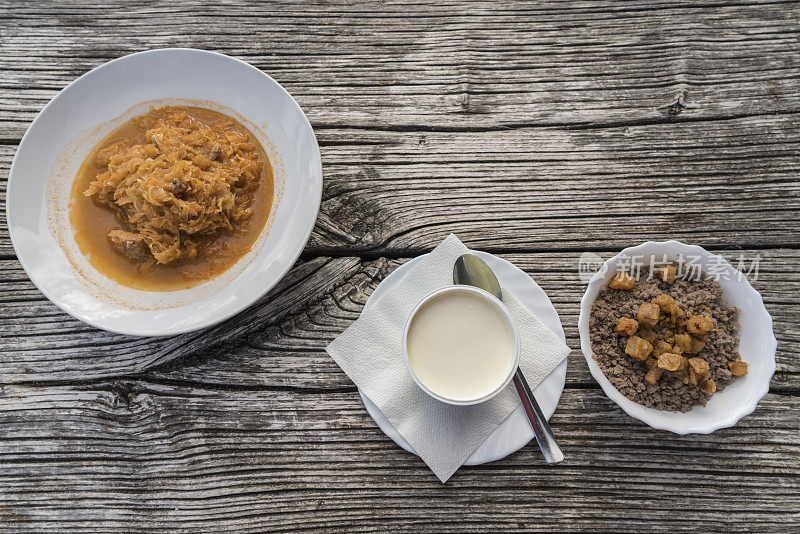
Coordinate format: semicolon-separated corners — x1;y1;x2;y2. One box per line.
0;381;797;531
0;256;361;383
1;0;799;139
2;111;799;257
308;115;800;253
147;249;800;392
0;249;796;389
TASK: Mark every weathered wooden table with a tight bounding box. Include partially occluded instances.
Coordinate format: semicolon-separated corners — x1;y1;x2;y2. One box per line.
1;1;798;531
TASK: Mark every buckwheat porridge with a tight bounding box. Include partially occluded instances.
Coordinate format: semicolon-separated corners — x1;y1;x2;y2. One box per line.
590;265;748;412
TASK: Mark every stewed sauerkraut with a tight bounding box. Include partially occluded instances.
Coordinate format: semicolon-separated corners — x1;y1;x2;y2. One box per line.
70;106;273;291
84;109;262;265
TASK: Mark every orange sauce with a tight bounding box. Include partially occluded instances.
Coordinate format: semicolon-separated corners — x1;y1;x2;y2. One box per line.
70;106;273;291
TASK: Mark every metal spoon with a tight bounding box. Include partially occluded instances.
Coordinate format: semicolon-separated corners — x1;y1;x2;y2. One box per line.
454;254;565;465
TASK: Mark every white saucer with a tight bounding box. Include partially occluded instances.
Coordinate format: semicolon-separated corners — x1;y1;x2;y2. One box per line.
359;250;568;465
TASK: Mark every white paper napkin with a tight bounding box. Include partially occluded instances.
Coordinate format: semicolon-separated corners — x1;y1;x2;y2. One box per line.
326;234;571;482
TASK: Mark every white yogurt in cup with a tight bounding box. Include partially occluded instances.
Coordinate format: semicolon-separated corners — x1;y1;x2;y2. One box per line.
403;286;520;405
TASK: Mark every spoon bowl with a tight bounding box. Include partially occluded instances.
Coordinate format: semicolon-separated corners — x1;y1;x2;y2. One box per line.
454;254;502;299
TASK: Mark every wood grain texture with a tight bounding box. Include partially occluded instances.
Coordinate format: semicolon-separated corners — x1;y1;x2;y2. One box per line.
309;115;800;253
2;112;799;257
0;250;796;389
0;383;797;532
1;1;799;256
1;0;799;531
146;250;800;391
0;255;363;383
1;0;799;138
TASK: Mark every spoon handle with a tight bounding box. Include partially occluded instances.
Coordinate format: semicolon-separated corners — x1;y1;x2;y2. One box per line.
512;368;564;465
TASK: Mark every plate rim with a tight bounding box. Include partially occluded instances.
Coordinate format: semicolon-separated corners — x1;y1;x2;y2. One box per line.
6;48;323;337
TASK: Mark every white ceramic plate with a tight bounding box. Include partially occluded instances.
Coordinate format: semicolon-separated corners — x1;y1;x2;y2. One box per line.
360;250;568;465
578;240;777;434
6;48;322;336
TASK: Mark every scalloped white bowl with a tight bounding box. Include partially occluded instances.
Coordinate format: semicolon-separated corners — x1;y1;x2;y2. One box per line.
578;241;776;434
